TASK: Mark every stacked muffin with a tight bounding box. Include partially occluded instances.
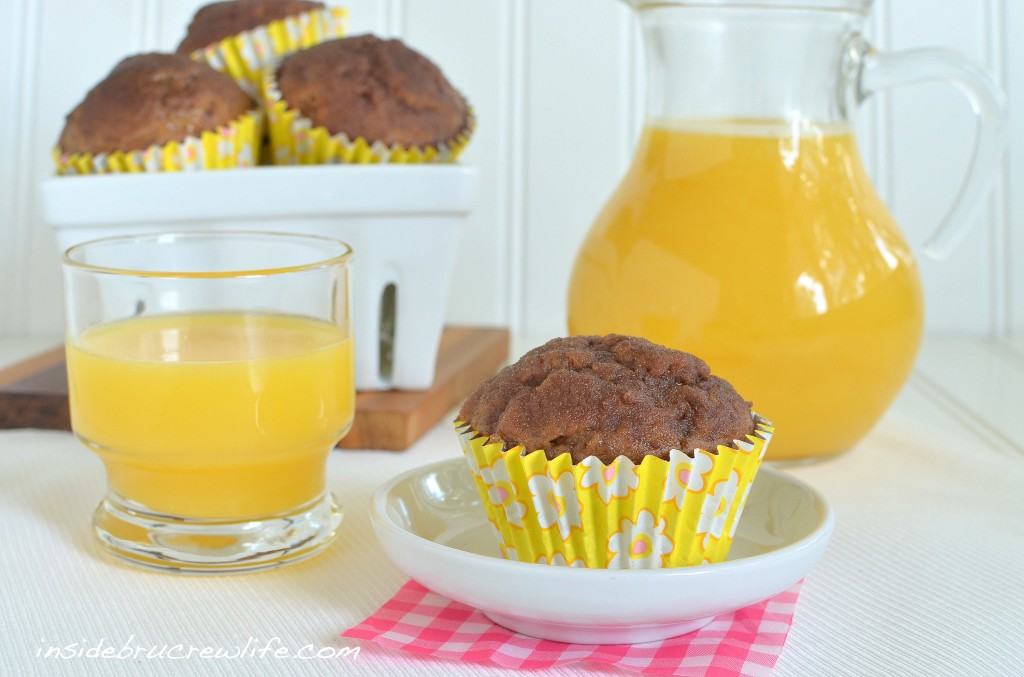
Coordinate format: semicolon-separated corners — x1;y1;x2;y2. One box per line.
55;0;472;175
267;35;473;164
177;0;346;94
56;53;258;174
457;335;773;569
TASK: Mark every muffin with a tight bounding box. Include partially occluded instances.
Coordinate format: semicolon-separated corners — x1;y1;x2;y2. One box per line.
264;35;474;164
55;53;260;175
178;0;325;54
178;0;347;93
456;335;773;569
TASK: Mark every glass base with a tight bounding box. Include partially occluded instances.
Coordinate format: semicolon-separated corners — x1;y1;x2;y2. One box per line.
92;492;342;574
767;446;853;468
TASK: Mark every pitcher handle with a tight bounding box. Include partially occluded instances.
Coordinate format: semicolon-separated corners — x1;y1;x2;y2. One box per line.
850;37;1008;260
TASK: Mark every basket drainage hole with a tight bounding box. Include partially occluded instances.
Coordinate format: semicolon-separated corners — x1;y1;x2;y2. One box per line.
379;283;397;382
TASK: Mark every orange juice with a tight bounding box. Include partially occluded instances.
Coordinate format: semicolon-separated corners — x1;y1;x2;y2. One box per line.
568;120;923;460
67;313;354;518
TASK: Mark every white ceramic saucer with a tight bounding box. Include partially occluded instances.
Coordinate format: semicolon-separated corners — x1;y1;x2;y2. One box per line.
370;458;833;644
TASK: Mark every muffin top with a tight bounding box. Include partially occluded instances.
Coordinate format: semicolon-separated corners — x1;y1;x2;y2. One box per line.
458;335;756;464
276;35;469;147
177;0;324;54
58;53;252;155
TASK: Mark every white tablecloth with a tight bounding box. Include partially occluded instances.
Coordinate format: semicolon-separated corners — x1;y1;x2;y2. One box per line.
2;340;1024;676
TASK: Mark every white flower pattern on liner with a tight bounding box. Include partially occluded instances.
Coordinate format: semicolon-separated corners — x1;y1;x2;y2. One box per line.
487;521;507;549
536;553;585;568
527;472;582;540
463;442;483;475
607;510;674;569
236;142;256;167
478;458;527;527
489;520;519;561
662;450;716;508
697;470;741;543
579;457;639;504
728;483;752;539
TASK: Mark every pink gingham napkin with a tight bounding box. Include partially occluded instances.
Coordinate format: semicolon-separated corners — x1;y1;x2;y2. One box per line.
342;580;803;676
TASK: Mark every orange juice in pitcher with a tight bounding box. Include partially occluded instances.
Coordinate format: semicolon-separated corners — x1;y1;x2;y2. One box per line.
568;1;1005;461
570;119;922;459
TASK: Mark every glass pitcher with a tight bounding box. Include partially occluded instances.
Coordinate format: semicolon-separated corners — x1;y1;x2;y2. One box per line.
568;0;1005;461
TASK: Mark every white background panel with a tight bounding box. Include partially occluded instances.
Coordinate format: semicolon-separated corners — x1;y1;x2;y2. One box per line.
19;0;140;335
886;0;997;334
1006;0;1023;335
0;0;1020;339
402;0;511;326
522;0;635;339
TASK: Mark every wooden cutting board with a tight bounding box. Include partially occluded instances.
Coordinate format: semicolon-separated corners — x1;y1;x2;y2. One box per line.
0;326;508;451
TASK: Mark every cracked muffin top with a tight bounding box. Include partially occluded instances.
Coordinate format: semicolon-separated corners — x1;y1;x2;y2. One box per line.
58;53;251;155
458;335;756;463
177;0;325;54
275;35;470;148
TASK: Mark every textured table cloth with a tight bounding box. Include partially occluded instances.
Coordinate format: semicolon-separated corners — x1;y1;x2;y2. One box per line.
1;338;1024;676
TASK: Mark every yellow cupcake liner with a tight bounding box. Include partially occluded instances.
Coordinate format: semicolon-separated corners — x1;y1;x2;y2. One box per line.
263;68;475;165
188;6;348;95
457;416;773;569
53;109;263;175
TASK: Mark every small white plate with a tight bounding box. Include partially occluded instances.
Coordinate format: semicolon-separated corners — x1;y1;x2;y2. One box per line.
370;458;833;644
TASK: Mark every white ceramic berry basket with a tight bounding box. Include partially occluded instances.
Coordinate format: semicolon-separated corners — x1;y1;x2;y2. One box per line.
40;164;478;390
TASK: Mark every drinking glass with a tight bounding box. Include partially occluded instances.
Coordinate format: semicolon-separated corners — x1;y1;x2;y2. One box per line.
62;231;354;573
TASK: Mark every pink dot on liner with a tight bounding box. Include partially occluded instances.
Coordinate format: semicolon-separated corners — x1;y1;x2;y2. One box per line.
631;539;649;556
494;487;509;503
603;466;616;482
678;468;691;485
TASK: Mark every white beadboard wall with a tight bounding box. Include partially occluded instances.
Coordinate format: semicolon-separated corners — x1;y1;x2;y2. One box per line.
0;0;1020;339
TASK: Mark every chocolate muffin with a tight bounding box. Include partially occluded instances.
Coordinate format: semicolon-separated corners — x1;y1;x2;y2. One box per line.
275;35;470;148
177;0;325;54
459;335;755;464
58;53;252;155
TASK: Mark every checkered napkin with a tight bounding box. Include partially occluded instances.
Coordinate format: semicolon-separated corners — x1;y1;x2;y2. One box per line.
342;580;802;676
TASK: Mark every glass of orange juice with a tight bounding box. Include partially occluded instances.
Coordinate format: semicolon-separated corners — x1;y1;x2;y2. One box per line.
62;232;354;573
